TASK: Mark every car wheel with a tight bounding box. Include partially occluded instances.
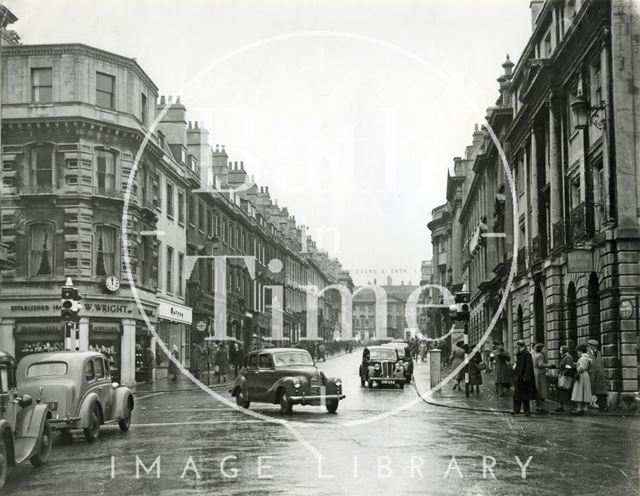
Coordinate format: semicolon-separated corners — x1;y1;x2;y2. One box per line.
235;389;250;409
326;400;339;413
118;413;131;432
29;419;52;467
83;404;101;443
0;436;7;489
279;391;293;414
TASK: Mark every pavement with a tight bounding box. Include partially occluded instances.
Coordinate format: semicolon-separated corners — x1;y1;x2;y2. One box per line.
412;354;638;417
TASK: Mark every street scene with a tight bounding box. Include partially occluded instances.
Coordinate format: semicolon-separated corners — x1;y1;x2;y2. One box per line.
0;0;640;495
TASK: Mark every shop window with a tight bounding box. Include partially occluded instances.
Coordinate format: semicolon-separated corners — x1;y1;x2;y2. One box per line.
96;226;116;276
29;222;54;277
30;144;55;190
31;67;53;103
96;150;116;194
96;72;115;109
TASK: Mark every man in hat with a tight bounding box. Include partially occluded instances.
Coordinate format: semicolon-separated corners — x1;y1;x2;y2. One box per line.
587;339;608;411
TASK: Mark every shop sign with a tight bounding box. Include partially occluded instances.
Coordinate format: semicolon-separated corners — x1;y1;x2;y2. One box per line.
157;301;193;325
4;300;155;320
16;323;62;334
567;250;592;273
620;300;634;319
90;322;121;334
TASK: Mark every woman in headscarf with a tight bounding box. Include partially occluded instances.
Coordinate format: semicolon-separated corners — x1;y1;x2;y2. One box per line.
556;345;575;412
571;344;592;414
449;341;466;391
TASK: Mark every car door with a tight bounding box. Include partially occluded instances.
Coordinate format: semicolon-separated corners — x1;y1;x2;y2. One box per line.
93;357;112;420
255;354;276;401
244;353;258;399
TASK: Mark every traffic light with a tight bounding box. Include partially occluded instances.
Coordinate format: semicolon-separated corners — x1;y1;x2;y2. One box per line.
61;283;80;322
449;292;470;321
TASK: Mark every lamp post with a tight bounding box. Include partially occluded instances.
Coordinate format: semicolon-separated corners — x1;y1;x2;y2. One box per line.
570;85;606;131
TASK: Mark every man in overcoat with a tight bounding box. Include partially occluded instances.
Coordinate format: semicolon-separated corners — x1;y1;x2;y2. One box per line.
587;339;608;411
511;340;536;416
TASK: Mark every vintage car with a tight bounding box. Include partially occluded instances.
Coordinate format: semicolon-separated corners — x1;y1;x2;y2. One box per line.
382;342;414;383
230;348;345;414
17;351;134;443
359;346;406;389
0;351;52;488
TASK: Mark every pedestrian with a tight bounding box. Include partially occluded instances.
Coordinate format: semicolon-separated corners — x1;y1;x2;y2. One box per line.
144;345;155;384
468;348;483;393
531;343;555;413
571;344;592;415
318;342;326;362
419;341;427;362
490;341;511;397
168;344;179;381
233;343;245;377
213;343;230;383
511;340;536;416
587;339;608;411
449;340;466;391
190;342;202;379
556;345;575;413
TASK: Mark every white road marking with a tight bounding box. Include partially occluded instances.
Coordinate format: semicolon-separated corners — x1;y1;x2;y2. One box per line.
136;392;166;400
131;419;263;428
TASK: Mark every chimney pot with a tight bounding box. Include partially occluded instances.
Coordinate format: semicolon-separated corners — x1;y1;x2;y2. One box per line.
216;144;219;152
176;96;181;104
222;145;226;153
160;95;166;105
240;161;244;170
188;121;192;129
195;121;199;129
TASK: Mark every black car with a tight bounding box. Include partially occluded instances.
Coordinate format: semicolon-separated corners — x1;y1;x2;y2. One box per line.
358;346;406;389
382;342;414;383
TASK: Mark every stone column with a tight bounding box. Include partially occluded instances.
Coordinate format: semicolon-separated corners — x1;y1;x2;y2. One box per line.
121;319;136;385
549;94;562;243
0;319;15;355
600;38;612;221
78;317;90;351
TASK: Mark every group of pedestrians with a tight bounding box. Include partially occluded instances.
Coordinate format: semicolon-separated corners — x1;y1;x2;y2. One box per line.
189;341;245;383
510;339;608;416
449;340;484;392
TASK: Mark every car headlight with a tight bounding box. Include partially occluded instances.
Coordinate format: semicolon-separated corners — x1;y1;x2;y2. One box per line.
374;364;381;370
335;379;342;387
293;380;301;389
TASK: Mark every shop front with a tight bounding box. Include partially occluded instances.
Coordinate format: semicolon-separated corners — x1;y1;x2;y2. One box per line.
155;300;193;379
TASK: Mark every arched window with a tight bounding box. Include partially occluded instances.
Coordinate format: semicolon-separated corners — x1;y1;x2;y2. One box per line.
588;273;601;342
96;226;116;276
567;283;577;347
28;222;54;277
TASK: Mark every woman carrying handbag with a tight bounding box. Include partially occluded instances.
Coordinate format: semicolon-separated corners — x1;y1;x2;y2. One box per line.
556;345;575;412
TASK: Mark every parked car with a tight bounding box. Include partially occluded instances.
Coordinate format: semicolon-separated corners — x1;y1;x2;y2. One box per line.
230;348;345;414
17;351;134;443
359;346;406;389
382;342;413;383
0;351;52;488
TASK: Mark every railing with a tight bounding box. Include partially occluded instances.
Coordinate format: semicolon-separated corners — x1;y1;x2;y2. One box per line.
570;203;589;243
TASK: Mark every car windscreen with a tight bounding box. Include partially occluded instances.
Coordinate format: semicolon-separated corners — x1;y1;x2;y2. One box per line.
26;361;68;377
273;352;313;367
369;349;397;361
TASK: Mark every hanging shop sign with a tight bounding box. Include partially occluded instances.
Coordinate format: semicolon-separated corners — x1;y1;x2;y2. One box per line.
157;301;193;325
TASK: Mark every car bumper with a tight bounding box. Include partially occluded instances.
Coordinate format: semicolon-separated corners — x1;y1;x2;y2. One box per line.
369;377;405;383
289;393;346;405
50;417;81;428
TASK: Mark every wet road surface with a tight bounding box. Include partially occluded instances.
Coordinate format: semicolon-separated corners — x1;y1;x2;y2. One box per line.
6;352;640;495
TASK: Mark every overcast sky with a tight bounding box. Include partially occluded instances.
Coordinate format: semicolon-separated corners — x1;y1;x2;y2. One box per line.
6;0;533;285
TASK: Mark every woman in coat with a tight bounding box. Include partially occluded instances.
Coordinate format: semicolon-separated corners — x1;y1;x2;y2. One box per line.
571;344;592;414
511;340;536;416
531;343;555;413
490;342;511;396
449;341;466;391
168;344;179;381
556;346;574;412
213;344;230;383
587;340;608;411
468;348;483;393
